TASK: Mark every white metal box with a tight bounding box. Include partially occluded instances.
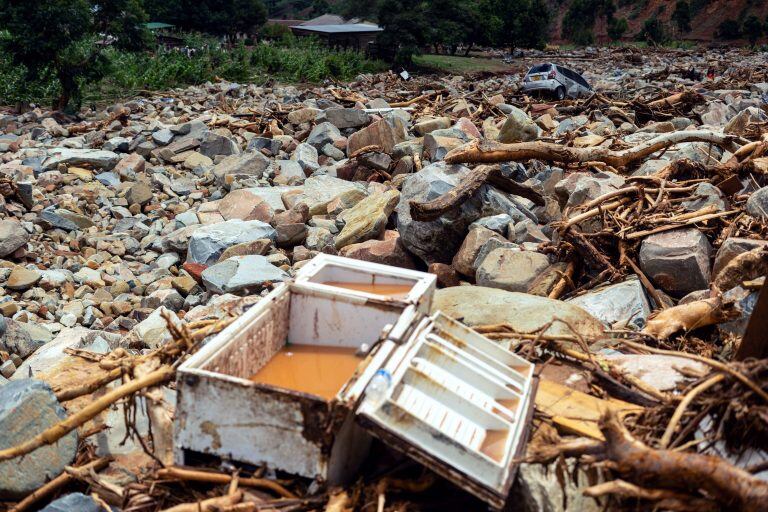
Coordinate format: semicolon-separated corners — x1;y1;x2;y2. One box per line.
174;258;534;509
295;254;436;314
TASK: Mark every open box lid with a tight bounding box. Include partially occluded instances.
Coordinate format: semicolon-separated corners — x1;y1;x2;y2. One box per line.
344;311;536;509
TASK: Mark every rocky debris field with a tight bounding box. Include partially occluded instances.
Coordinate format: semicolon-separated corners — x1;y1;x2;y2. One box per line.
2;46;768;511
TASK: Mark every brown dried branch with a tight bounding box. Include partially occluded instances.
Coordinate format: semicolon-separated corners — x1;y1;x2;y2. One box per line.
642;297;737;340
155;466;298;499
160;490;243;512
583;479;717;512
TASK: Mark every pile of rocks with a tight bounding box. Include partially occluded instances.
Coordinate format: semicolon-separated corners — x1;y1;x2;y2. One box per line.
1;46;768;508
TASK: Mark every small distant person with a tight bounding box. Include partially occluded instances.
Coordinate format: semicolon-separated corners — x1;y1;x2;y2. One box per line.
707;67;715;80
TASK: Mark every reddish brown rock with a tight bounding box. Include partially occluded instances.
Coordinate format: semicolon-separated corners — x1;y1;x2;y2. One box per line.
218;189;275;223
339;231;416;269
428;263;461;288
346;119;404;155
182;261;207;282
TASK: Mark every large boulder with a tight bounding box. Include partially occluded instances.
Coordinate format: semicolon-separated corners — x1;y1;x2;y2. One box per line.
212;151;270;186
724;106;768;137
432;286;604;339
396;162;532;264
335;190;400;249
0;220;29;257
347;118;405;155
0;380;78;498
567;277;652;330
202;255;289;294
187;219;277;265
324;108;370;129
42;148;120;171
497;106;540;143
475;249;551;293
639;228;712;297
296;175;367;215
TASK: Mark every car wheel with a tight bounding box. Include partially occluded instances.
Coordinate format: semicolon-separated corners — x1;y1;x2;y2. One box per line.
555;87;566;101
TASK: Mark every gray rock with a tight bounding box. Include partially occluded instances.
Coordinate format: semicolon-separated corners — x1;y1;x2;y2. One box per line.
713;237;768;277
746;186;768;220
432;286;604;339
247;137;281;154
396;162;530;264
42;148;120;171
639;228;712;297
0;380;78;498
291;142;319;173
307;122;342;148
325;108;370;129
718;286;758;337
567;277;651;329
187;219;277;265
305;226;335;251
40;206;95;231
681;182;727;212
200;131;239;158
498;106;540;143
213;151;271;186
555;170;625;209
296;175;366;215
724;106;768;137
0;220;29;257
102;136;130;152
513;460;601;512
152;128;174;145
202;255;289;293
470;214;512;236
0;318;41;358
40;492;106;512
475;249;550;292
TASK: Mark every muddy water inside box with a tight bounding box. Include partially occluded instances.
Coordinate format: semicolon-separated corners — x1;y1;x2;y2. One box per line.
321;281;413;298
250;345;362;400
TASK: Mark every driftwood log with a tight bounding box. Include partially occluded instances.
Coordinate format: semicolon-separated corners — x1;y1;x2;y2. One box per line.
408;164;544;221
444;131;740;168
599;411;768;511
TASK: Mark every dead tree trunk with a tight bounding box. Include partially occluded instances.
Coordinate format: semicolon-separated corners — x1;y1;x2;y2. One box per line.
444;131;741;168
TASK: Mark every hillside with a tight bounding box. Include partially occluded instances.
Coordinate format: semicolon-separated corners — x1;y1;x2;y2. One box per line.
547;0;768;43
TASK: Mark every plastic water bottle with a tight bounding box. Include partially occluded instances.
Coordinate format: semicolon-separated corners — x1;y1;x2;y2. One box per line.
366;369;392;408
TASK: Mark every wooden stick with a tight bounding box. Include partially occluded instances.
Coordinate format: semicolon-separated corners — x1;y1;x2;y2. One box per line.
624;210;737;239
445;131;739;168
9;458;111;512
563;197;630;229
583;479;717;512
55;368;123;402
659;374;725;449
0;366;174;462
160;491;243;512
156;467;298;499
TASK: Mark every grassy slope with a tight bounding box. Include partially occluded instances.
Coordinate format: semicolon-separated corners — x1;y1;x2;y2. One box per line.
413;54;512;74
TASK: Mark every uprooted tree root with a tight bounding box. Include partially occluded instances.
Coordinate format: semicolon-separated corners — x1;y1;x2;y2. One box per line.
597;411;768;511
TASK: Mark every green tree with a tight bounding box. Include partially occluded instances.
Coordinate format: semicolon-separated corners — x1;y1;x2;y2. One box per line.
742;15;763;46
607;17;628;41
92;0;152;51
425;0;476;54
145;0;267;37
0;0;111;111
336;0;379;21
562;0;615;46
377;0;429;65
483;0;550;53
640;17;666;44
672;0;692;34
716;19;741;40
